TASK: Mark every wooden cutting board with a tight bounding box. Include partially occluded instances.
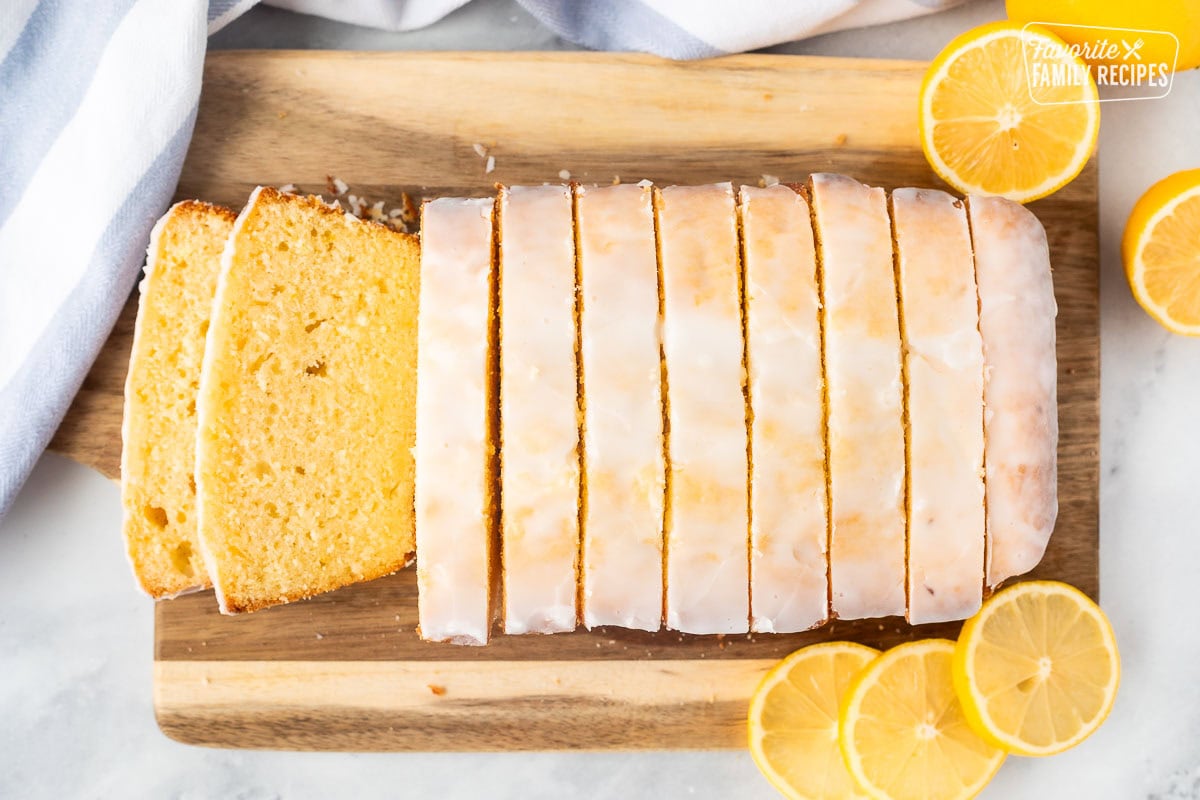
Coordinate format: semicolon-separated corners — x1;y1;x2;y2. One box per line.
49;51;1099;751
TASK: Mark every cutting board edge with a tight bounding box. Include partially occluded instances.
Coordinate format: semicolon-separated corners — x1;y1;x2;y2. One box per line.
153;657;777;751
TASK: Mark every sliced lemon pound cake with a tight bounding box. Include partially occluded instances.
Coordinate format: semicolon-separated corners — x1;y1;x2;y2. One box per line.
577;182;665;631
122;201;234;597
739;184;829;633
415;197;497;645
968;195;1058;588
195;187;420;614
810;173;906;621
498;185;580;635
657;183;750;635
891;188;986;625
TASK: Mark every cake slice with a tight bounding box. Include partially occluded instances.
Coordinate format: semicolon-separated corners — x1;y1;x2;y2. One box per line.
657;183;750;635
121;201;234;597
498;184;580;635
968;195;1058;588
577;181;665;631
195;187;420;614
739;184;828;633
809;173;906;620
415;197;498;645
892;188;986;624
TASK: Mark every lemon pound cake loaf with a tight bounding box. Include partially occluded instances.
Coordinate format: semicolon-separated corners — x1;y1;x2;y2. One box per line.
810;173;906;620
577;182;665;631
657;183;750;635
968;195;1058;588
415;197;498;645
739;184;828;633
498;185;580;635
195;187;420;614
121;201;234;597
891;188;986;625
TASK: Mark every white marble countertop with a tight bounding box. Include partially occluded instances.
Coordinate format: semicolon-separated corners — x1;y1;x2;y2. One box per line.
4;1;1200;797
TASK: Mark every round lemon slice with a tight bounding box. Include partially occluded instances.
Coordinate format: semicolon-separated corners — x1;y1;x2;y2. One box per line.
953;580;1120;756
1123;168;1200;335
840;639;1006;800
919;21;1099;203
748;642;879;800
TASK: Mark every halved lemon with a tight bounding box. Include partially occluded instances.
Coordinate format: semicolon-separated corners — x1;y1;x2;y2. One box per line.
920;21;1100;203
953;580;1120;756
748;642;879;800
840;640;1006;800
1123;168;1200;335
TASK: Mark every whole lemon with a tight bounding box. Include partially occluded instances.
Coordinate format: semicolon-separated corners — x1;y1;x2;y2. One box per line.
1007;0;1200;71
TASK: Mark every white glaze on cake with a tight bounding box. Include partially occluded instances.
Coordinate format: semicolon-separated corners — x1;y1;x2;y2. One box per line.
810;173;906;620
498;184;580;635
657;183;750;635
968;194;1058;588
577;183;665;631
740;184;828;633
892;187;985;624
415;197;496;644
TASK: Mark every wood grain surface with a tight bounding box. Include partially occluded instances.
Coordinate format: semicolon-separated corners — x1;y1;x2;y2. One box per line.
49;50;1099;751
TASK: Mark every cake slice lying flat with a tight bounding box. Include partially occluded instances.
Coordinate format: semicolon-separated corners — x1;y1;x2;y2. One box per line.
578;182;665;631
810;173;906;620
892;188;986;625
122;201;234;597
416;197;497;645
740;184;828;633
498;185;580;635
968;195;1058;588
657;183;750;635
195;187;420;614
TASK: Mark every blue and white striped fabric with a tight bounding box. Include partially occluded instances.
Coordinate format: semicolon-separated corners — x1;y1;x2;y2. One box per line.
0;0;963;518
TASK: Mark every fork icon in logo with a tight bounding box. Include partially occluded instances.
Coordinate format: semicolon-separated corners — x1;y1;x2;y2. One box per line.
1122;38;1145;61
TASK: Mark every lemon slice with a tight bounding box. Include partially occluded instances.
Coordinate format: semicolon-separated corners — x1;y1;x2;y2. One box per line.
840;640;1006;800
919;21;1099;203
1122;168;1200;335
953;580;1120;756
748;642;879;800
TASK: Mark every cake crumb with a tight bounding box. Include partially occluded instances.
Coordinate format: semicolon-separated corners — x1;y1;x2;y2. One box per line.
613;175;622;185
485;155;496;174
326;175;349;196
760;174;780;187
472;142;488;158
399;193;418;226
834;133;848;146
558;169;571;181
315;632;324;640
428;684;447;696
278;183;297;194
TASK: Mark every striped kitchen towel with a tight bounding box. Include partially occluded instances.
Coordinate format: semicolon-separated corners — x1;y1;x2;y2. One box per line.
0;0;965;519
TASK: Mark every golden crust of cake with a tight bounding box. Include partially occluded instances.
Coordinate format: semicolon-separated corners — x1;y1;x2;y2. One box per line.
121;200;235;598
195;187;420;614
